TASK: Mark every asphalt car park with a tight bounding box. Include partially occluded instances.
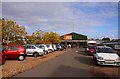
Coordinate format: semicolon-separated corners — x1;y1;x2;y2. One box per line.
13;48;119;78
1;47;120;78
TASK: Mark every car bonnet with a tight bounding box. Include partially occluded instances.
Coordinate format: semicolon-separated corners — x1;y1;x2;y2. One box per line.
97;53;119;60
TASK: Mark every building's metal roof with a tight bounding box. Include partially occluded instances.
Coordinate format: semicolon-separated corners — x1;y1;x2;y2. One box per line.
103;42;120;45
61;32;87;37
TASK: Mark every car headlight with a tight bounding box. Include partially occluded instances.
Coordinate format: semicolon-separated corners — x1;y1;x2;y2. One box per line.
97;56;104;60
116;57;120;61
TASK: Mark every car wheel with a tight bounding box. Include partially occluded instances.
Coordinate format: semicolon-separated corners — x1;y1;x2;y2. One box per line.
2;56;6;64
93;56;95;61
95;60;99;66
33;52;39;57
58;49;60;51
2;60;6;65
44;51;47;55
18;55;25;61
44;51;48;55
50;49;52;53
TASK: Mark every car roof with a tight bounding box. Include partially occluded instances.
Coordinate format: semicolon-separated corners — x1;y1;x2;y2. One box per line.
97;46;112;49
46;44;52;45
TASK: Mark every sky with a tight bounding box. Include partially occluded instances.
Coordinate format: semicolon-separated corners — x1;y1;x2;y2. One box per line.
1;0;119;2
1;0;119;39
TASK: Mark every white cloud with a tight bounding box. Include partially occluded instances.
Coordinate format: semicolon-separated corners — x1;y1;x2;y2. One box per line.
2;2;118;38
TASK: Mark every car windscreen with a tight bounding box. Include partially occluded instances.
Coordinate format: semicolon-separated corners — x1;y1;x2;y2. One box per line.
23;45;27;49
36;45;44;49
89;46;96;49
56;45;61;48
60;44;64;47
3;46;8;51
46;45;50;48
96;48;114;53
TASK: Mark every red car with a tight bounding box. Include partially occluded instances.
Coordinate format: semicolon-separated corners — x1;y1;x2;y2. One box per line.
0;46;6;65
88;47;96;56
3;44;26;61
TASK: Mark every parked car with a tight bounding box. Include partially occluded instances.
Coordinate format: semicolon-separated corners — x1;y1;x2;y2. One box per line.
93;46;120;66
85;46;90;52
23;44;44;57
85;46;95;52
88;46;96;56
60;44;66;49
2;44;26;61
36;44;49;55
52;44;57;51
85;46;96;55
56;44;63;51
46;44;54;53
0;45;6;65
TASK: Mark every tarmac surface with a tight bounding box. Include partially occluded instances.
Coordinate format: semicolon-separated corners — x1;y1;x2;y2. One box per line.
14;48;119;78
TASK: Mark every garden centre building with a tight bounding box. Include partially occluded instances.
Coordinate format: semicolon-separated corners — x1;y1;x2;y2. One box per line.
61;32;87;47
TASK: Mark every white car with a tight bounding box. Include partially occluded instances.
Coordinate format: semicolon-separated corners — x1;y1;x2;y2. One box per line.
52;44;57;51
36;44;49;54
93;46;120;66
23;44;44;57
46;44;54;53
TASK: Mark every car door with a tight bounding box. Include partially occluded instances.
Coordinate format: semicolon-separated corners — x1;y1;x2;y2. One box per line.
6;45;19;59
26;45;35;55
38;45;44;49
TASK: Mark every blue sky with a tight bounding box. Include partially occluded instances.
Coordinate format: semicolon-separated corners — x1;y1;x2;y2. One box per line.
1;2;119;39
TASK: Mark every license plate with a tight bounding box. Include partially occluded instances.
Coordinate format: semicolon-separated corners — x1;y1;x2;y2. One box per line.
105;61;114;64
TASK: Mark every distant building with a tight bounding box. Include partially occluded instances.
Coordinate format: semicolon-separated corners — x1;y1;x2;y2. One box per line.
103;42;120;51
61;32;87;47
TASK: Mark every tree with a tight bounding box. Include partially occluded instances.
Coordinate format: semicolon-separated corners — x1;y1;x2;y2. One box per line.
49;32;62;43
102;37;110;42
1;18;27;44
43;32;62;44
25;35;34;44
31;30;45;44
43;32;51;44
111;39;120;42
1;18;62;44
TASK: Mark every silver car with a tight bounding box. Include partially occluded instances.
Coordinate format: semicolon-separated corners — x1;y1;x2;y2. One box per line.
23;44;44;57
36;44;49;55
